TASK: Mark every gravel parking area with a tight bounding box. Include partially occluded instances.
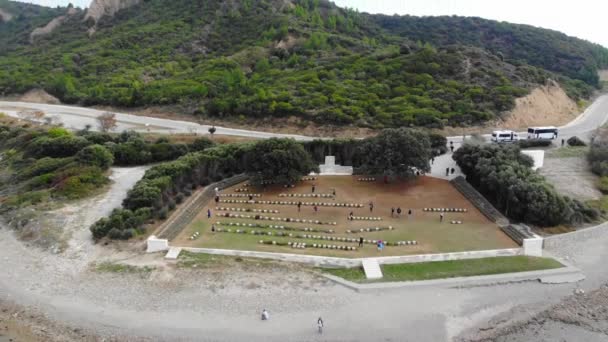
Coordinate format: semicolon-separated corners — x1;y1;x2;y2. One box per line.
540;157;602;200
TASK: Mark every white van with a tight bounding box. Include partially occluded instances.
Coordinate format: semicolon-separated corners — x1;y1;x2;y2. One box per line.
491;130;519;143
527;126;558;140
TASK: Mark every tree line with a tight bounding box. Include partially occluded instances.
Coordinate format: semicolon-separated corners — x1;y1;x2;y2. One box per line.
91;128;440;240
453;143;598;226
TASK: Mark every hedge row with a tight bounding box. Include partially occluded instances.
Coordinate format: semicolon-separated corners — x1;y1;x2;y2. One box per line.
453;143;598;226
91;143;251;239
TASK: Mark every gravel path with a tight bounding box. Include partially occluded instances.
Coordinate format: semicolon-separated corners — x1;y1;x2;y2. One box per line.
540;157;602;201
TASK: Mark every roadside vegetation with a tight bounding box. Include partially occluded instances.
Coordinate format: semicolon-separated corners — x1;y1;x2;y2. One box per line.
95;261;154;274
325;256;563;283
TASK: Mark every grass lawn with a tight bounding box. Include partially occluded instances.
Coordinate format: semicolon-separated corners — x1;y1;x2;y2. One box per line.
173;176;516;257
546;146;589;158
324;256;563;283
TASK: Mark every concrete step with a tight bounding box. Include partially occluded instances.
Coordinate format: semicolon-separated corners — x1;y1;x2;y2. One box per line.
362;259;383;279
165;247;182;260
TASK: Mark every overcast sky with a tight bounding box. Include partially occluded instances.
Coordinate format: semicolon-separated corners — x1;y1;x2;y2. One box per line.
17;0;608;47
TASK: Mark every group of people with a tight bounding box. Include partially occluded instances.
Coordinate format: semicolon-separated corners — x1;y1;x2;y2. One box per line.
390;207;414;218
261;309;324;334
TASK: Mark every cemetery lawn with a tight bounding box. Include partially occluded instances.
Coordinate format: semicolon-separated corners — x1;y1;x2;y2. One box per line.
324;256;563;283
174;176;517;258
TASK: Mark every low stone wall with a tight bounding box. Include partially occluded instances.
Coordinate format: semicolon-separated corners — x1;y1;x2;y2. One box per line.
375;248;523;265
181;247;359;268
177;246;523;268
157;174;248;240
543;222;608;250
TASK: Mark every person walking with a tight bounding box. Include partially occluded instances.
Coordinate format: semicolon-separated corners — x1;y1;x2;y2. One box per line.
317;317;324;334
397;207;402;217
314;205;318;213
431;157;435;165
450;168;455;175
408;209;412;219
215;195;219;204
359;236;364;247
440;212;444;223
445;167;450;176
312;184;316;193
349;211;354;220
297;201;302;212
391;207;395;217
261;309;269;321
211;224;216;233
561;138;565;147
369;201;374;212
207;209;212;219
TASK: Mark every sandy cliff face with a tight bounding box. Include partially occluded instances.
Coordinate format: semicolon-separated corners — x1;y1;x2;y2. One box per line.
599;70;608;82
0;8;13;22
500;80;579;129
30;8;78;43
84;0;142;23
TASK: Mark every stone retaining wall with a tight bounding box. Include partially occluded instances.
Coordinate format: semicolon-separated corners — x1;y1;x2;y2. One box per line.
178;247;523;268
543;222;608;249
157;174;248;240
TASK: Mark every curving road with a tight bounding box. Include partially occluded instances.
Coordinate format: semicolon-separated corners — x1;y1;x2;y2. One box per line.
2;94;608;142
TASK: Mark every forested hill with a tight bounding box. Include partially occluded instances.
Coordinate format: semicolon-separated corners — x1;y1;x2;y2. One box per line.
0;0;607;129
373;15;608;87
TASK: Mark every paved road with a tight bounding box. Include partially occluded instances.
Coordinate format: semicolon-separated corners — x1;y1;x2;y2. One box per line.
2;94;607;143
0;101;317;140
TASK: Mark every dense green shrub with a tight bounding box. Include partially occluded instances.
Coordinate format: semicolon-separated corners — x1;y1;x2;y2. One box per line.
245;138;319;185
453;144;598;226
588;138;608;176
28;135;90;158
20;157;73;179
355;128;432;178
429;133;448;155
598;177;608;194
567;136;586;147
517;139;553;148
190;137;215;152
76;144;114;169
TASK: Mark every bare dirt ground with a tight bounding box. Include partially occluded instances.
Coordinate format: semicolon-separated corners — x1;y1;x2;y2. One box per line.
459;284;608;342
499;81;579;130
0;299;100;342
3;89;61;105
540;157;602;201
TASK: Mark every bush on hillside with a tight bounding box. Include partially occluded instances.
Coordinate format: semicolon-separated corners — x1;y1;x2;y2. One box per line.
567;136;586;146
517;139;552;148
76;144;114;169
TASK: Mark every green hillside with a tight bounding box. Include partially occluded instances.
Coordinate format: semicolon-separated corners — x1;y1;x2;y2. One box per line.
0;0;606;129
373;15;608;87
